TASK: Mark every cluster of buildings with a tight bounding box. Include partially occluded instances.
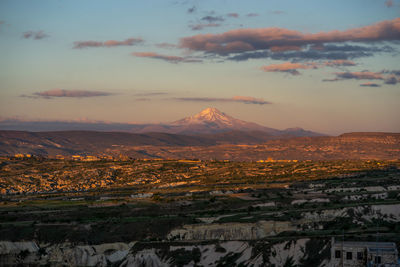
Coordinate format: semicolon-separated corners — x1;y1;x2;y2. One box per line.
330;238;399;266
257;158;298;163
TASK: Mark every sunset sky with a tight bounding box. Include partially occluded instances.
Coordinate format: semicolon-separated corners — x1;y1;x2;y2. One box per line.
0;0;399;135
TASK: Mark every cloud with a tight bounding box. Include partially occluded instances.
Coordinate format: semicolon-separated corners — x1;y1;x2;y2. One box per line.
174;96;271;105
323;59;356;67
187;6;196;13
272;10;285;15
23;30;49;40
261;62;318;75
228;44;394;62
22;89;114;99
384;75;399;84
201;15;224;23
180;18;400;56
231;96;270;105
246;13;259;17
134;92;168;96
260;60;357;76
132;52;201;63
269;46;302;52
324;69;400;84
260;60;358;76
382;69;400;75
385;0;394;7
334;71;384;80
73;38;143;49
156;42;178;49
360;82;381;87
190;23;221;31
227;13;239;18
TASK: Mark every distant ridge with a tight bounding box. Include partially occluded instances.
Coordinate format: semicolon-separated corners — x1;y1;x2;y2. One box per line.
0;130;398;160
339;132;400;137
0;107;323;137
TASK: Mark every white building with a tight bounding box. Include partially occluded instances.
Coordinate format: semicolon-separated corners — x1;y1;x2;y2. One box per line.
330;238;398;267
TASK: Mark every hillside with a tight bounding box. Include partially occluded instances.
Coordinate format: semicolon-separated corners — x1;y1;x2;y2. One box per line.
0;130;398;160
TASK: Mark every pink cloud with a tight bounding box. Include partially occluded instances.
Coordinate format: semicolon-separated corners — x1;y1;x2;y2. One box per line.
156;42;178;49
334;71;384;80
324;70;400;84
227;13;239;18
231;96;270;104
270;45;302;52
360;82;381;87
385;0;394;7
28;89;113;98
323;60;356;67
180;18;400;55
132;52;201;63
261;62;318;75
23;30;49;40
174;96;270;105
73;38;143;49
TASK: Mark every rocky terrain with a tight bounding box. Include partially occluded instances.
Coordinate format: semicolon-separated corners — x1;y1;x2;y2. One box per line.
1;158;399;266
0;239;331;266
0;131;399;160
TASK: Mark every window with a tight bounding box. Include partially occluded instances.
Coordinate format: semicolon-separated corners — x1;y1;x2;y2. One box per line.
335;250;341;259
346;252;352;260
357;252;363;260
375;256;381;264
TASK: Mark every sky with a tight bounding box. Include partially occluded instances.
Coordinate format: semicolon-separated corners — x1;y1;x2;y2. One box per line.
0;0;399;135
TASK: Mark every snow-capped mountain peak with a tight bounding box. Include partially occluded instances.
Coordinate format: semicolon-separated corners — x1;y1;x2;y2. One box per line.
172;107;238;126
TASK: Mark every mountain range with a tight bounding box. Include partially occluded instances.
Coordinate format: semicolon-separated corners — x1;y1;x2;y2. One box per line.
5;108;397;160
0;108;323;137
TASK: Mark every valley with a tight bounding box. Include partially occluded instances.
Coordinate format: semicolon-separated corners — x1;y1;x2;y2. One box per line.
1;158;399;266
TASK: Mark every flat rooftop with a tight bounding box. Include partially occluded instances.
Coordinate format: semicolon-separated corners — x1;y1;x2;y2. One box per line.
333;241;397;250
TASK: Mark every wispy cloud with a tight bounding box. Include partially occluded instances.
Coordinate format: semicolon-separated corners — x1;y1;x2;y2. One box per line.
135;98;151;101
227;13;239;18
21;89;114;99
333;71;384;80
180;18;400;56
323;59;356;67
360;82;381;87
156;42;178;49
323;70;400;85
261;62;318;75
246;13;259;17
73;38;143;49
187;6;196;13
174;96;271;105
385;0;394;7
134;92;168;96
0;20;8;31
23;30;49;40
132;52;201;63
229;44;393;62
190;23;221;31
201;15;224;23
384;75;399;84
260;60;357;76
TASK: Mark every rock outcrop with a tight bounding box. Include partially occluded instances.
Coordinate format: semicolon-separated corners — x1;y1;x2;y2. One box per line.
168;220;296;241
